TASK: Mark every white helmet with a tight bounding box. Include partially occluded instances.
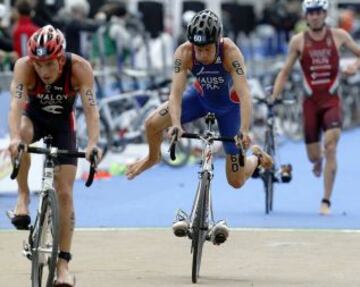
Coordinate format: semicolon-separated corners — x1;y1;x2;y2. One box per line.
302;0;329;14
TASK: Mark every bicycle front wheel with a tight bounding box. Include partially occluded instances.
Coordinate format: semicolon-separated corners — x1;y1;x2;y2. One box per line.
191;173;210;283
264;171;274;214
31;189;59;287
264;130;275;214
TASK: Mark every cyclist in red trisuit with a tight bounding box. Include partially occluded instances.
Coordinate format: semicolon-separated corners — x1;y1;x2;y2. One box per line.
272;0;360;215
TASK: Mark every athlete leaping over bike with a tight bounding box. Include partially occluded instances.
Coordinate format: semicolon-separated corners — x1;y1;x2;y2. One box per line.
126;9;273;243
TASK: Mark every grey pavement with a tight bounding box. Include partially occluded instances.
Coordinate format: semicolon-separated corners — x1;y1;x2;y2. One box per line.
0;228;359;286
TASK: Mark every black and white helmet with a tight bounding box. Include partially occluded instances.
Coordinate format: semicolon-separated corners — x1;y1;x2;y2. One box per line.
186;9;222;46
302;0;329;13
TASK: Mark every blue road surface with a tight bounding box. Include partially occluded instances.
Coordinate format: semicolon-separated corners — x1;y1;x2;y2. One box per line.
1;128;360;230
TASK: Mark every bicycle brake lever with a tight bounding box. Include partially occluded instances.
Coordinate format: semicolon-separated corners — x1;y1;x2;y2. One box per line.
85;149;98;187
10;143;26;180
169;128;179;161
234;133;245;167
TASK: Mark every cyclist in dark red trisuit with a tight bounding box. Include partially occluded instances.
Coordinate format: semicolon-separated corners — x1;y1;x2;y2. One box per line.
8;25;102;286
272;0;360;215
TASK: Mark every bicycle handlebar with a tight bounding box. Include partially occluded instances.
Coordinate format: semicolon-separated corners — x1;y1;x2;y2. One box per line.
253;96;295;107
10;144;98;187
169;130;245;167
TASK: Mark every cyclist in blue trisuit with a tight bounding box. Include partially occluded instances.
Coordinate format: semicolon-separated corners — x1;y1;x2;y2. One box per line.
8;25;102;286
126;10;273;244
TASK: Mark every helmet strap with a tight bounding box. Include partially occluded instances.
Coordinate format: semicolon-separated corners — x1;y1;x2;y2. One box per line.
57;54;66;75
307;21;326;32
212;41;220;64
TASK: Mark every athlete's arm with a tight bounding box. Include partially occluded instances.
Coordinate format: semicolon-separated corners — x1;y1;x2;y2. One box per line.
272;34;301;100
168;43;191;128
8;58;30;155
223;39;251;140
338;29;360;74
73;56;100;155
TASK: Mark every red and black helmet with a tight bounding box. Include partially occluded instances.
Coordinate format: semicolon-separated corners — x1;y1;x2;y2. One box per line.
27;25;66;61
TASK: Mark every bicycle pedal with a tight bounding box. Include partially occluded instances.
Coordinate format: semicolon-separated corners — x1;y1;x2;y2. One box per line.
23;251;32;261
273;175;280;183
22;243;32;261
281;175;292;183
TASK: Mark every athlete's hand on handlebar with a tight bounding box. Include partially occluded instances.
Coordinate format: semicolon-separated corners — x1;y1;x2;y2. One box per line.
85;145;102;165
8;138;22;158
234;131;251;150
168;125;184;142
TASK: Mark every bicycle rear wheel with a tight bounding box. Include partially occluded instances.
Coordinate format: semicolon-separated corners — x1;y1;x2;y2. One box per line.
31;189;59;287
191;173;210;283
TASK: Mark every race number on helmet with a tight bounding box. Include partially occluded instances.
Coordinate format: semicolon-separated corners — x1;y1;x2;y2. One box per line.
28;25;66;61
187;9;222;46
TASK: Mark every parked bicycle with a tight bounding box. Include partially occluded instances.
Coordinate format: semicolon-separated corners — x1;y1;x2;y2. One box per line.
253;89;293;214
169;113;244;283
340;72;360;129
76;77;192;167
7;136;98;287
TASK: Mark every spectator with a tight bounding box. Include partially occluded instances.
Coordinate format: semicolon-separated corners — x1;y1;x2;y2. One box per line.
61;0;103;57
0;4;13;52
12;0;39;58
32;0;64;28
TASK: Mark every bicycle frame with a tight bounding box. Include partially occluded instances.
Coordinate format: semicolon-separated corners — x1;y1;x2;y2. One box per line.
254;96;293;213
189;134;216;233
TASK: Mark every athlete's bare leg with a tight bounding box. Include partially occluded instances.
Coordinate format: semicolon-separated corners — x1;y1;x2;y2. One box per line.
322;128;340;202
54;164;77;285
126;102;172;180
306;142;323;177
226;145;273;188
13;116;34;216
306;128;340;215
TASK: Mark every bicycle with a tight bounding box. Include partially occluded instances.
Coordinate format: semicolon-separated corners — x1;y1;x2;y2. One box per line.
169;113;244;283
8;136;98;287
253;90;293;214
76;77;192;167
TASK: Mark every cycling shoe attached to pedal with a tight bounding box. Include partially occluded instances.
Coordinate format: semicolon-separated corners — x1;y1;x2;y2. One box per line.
209;220;229;245
172;209;189;237
280;164;292;183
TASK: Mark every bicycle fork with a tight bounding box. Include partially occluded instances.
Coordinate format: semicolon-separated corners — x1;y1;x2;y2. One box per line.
22;189;47;262
189;171;214;240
